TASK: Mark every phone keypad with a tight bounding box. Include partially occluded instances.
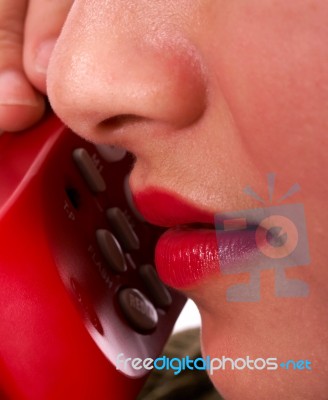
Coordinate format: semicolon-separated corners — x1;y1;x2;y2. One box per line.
71;145;175;335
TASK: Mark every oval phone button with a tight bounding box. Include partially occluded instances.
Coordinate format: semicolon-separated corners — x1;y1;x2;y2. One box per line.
95;144;126;162
73;148;106;193
139;264;172;308
118;288;158;332
96;229;127;273
106;207;140;251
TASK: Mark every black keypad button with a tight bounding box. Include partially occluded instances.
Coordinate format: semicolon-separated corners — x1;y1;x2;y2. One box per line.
139;264;172;308
96;229;127;273
106;207;140;251
73;148;106;193
118;288;158;332
95;144;126;162
124;175;145;221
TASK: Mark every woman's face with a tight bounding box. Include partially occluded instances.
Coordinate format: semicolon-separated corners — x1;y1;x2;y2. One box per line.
47;1;328;398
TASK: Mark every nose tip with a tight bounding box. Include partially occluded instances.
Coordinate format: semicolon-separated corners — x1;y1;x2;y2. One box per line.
47;27;207;146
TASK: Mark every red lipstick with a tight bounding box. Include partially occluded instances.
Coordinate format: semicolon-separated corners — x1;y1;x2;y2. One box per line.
155;227;220;288
133;189;259;289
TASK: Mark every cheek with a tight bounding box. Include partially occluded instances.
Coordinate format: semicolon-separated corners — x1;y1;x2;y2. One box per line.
205;1;328;179
198;294;328;400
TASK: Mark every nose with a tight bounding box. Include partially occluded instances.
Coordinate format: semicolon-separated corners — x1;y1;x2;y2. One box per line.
47;1;207;153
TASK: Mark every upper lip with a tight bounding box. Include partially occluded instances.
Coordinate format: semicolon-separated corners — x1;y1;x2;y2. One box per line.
132;187;216;228
131;187;262;232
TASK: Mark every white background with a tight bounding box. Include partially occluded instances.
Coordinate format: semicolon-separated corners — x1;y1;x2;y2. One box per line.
173;299;201;333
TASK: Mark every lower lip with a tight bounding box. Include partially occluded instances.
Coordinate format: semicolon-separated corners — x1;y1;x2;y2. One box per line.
155;226;259;289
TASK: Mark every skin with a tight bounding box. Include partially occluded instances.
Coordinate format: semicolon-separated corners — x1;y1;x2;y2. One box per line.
1;1;328;398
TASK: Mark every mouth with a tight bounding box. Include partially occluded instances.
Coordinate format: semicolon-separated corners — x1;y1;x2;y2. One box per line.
133;188;261;289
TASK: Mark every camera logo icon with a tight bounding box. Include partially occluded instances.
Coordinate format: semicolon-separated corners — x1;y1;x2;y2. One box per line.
215;174;310;302
255;214;298;260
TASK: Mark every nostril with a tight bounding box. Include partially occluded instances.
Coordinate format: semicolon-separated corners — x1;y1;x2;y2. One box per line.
99;114;145;131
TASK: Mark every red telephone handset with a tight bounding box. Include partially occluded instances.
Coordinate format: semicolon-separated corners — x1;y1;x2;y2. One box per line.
0;113;185;400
